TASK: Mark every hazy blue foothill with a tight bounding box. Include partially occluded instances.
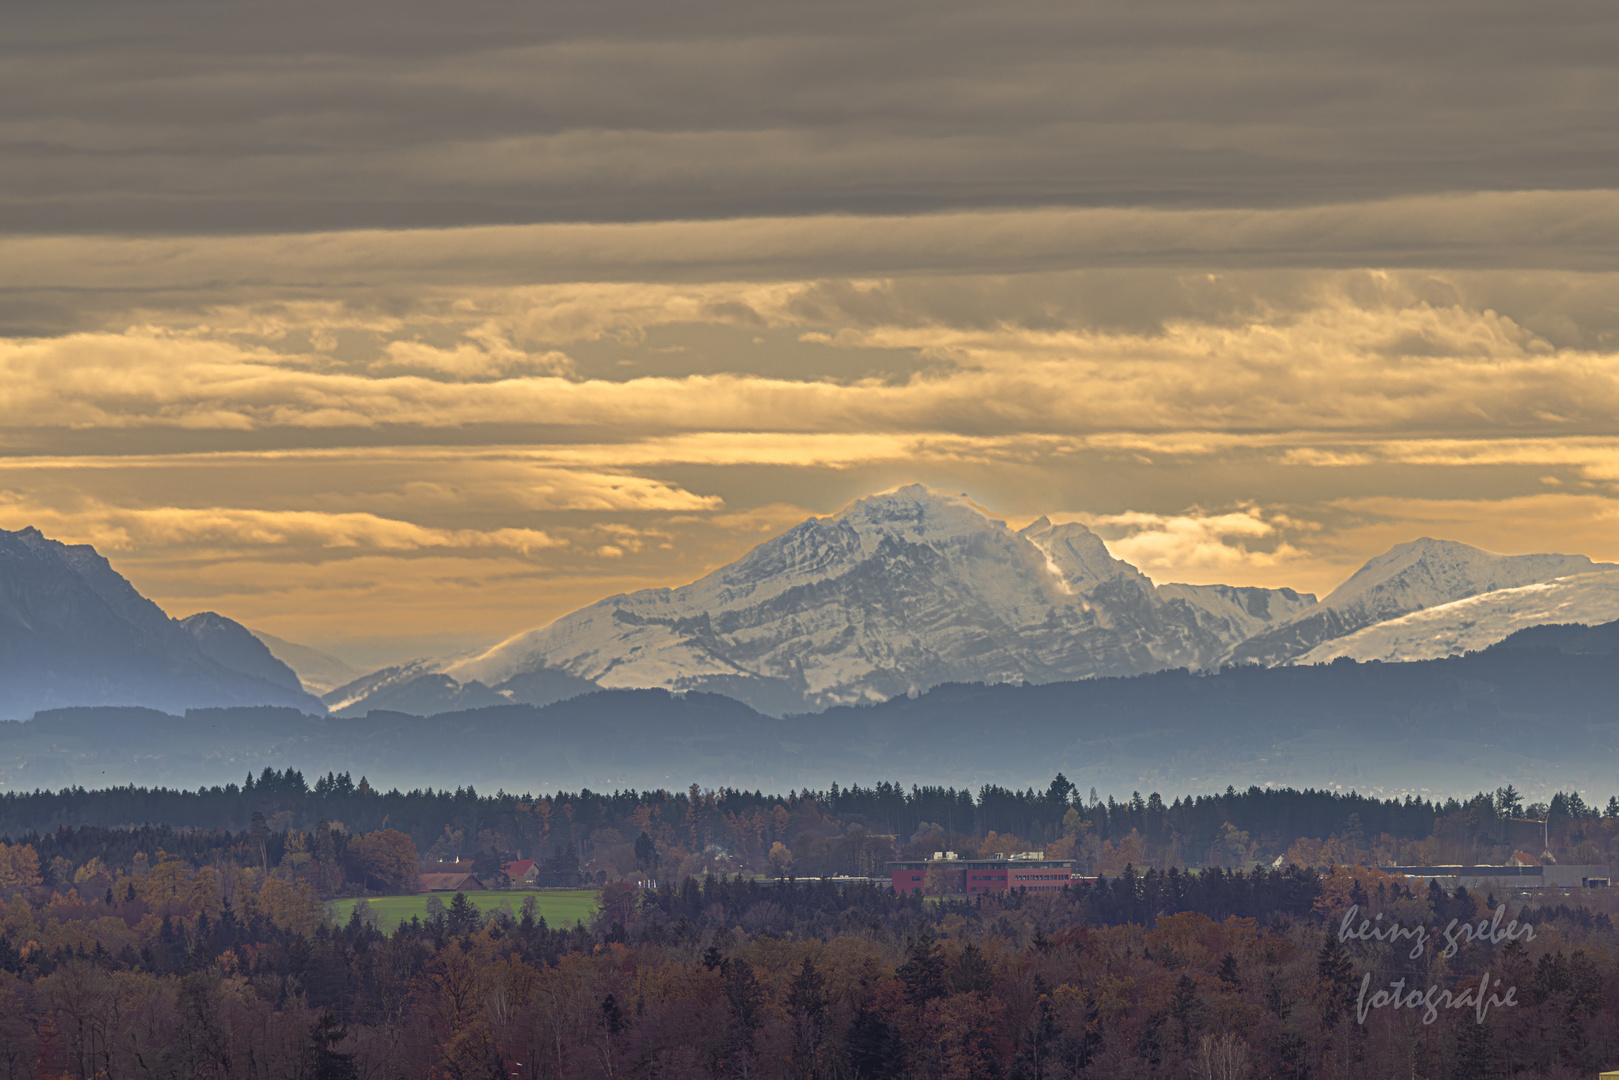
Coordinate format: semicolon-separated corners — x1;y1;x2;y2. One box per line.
3;626;1617;801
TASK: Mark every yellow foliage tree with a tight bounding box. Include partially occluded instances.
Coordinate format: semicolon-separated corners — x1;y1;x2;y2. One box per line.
255;877;323;936
0;843;42;898
350;829;421;893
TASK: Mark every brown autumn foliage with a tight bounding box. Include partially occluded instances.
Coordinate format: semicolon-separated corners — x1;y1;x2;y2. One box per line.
0;839;1617;1078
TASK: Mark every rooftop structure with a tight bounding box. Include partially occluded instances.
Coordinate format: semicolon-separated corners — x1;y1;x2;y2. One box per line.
891;851;1076;896
418;872;484;892
1381;864;1610;890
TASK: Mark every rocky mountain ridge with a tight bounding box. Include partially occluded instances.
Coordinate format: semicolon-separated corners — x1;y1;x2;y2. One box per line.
337;486;1318;716
0;526;324;718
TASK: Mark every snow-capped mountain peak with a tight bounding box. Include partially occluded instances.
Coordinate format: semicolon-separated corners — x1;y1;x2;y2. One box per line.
1325;537;1603;608
1227;537;1614;667
411;485;1313;716
325;488;1619;716
1297;569;1619;664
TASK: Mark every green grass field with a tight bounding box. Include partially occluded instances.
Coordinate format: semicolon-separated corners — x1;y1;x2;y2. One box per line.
329;890;599;932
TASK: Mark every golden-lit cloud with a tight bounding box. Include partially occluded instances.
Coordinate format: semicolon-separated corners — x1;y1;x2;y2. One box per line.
5;277;1618;442
6;259;1619;657
0;494;565;557
1050;507;1305;585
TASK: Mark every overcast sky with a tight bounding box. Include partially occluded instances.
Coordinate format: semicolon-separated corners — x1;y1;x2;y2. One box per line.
5;0;1619;663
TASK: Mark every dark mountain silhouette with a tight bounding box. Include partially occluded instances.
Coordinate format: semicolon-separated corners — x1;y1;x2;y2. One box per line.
1490;620;1619;656
0;526;325;718
246;628;364;695
181;612;306;695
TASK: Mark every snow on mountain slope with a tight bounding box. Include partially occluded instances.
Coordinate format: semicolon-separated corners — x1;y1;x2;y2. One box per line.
1017;516;1141;594
1157;582;1319;644
1294;569;1619;664
1227;538;1614;667
429;485;1315;715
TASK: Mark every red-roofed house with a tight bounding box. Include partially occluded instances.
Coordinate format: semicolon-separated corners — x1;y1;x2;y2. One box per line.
504;859;538;885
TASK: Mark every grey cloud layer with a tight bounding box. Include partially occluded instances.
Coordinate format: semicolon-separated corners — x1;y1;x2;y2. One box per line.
4;0;1617;232
7;194;1619;339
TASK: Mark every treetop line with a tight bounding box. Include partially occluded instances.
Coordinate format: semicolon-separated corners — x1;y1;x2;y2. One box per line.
0;767;1595;857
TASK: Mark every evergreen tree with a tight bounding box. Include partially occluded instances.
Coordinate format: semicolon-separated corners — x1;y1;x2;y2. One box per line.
1450;1017;1492;1080
847;1007;905;1079
1012;975;1061;1078
1316;934;1357;1025
598;993;624;1035
634;831;657;871
724;957;763;1033
446;891;482;936
787;959;829;1080
304;1013;358;1080
951;941;995;994
896;929;947;1006
1169;973;1199;1046
250;811;270;875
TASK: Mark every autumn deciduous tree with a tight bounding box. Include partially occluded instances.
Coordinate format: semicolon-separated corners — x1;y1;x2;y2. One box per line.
349;829;420;893
979;830;1029;857
919;991;1005;1080
1197;1033;1251;1080
0;842;42;897
922;860;959;897
768;841;793;878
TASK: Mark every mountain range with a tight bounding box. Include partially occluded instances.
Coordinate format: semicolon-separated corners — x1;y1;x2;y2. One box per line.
325;485;1619;716
5;485;1619;721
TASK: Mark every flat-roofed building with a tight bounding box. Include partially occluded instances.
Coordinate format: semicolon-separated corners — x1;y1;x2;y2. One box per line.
1381;864;1610;890
890;851;1076;895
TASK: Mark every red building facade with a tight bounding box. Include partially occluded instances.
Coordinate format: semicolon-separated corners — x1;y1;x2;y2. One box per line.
890;854;1076;895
